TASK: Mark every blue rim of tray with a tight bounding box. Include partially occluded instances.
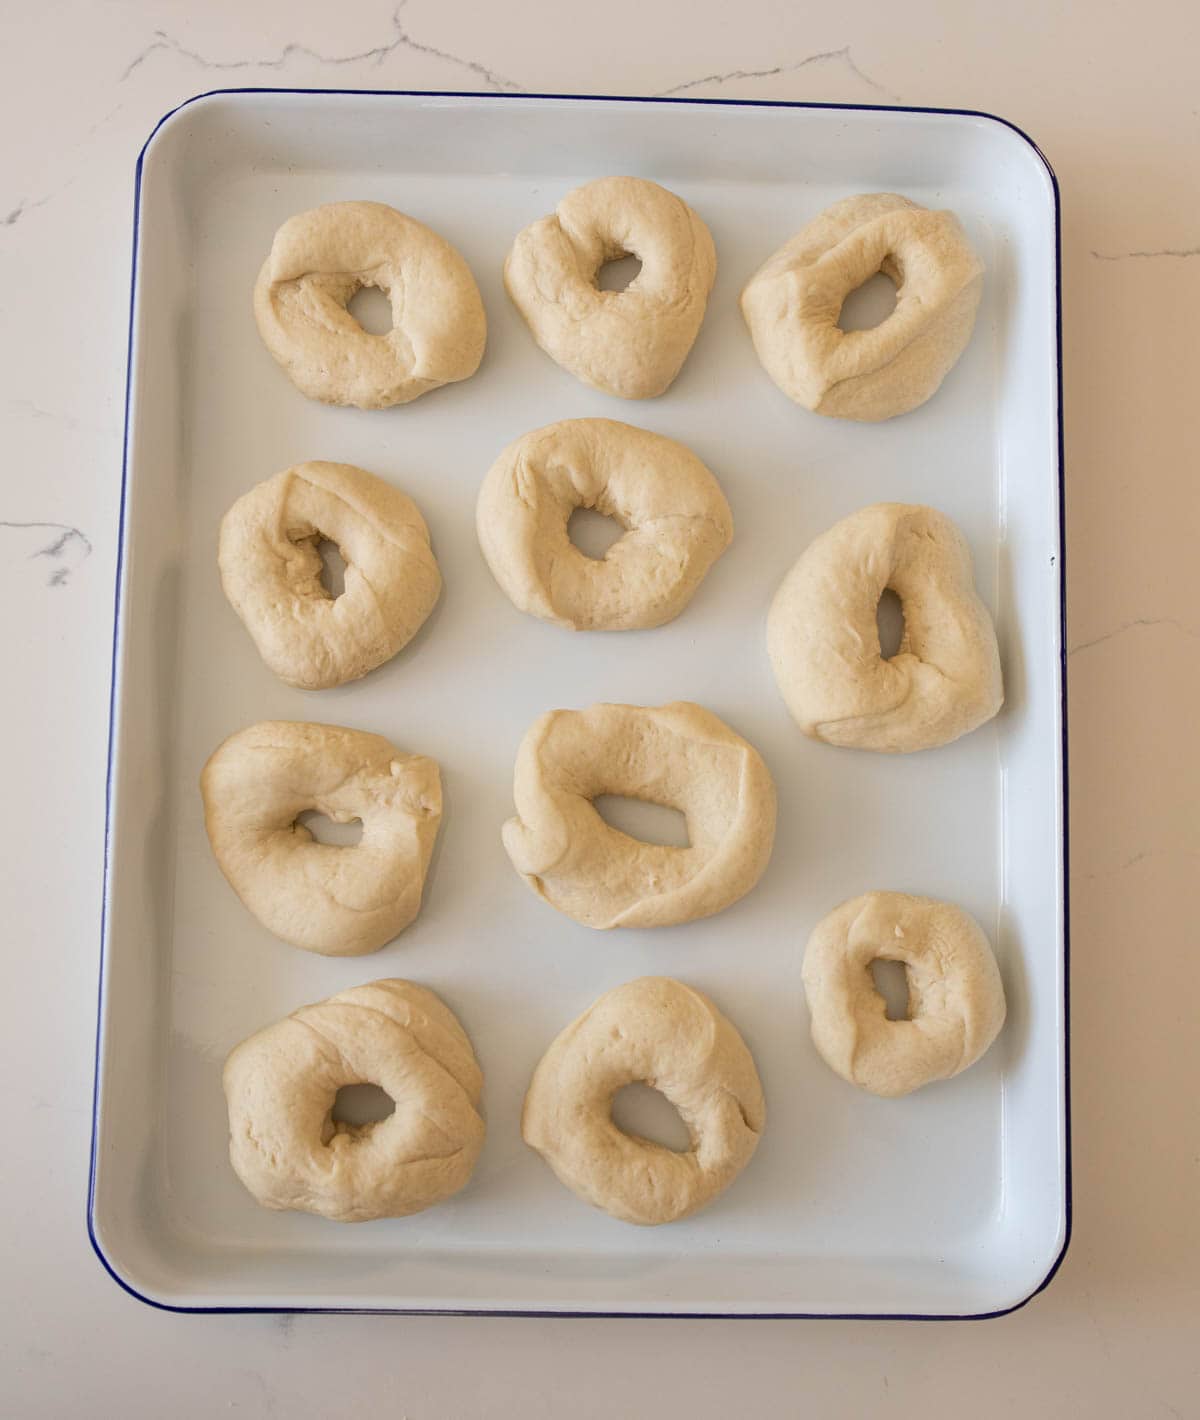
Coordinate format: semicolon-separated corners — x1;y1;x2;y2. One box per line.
88;86;1069;1320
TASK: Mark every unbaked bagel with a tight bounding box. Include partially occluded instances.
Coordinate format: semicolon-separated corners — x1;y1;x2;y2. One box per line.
218;461;441;691
802;891;1006;1097
224;979;485;1222
502;702;776;929
767;503;1002;753
522;976;764;1225
476;418;733;631
254;200;486;409
505;176;716;398
740;193;983;421
201;721;442;956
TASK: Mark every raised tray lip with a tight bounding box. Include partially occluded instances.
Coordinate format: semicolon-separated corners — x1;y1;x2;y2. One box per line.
88;86;1069;1320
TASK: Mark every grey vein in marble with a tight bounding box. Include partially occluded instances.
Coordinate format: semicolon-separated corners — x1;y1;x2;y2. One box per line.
10;398;120;438
3;195;51;229
121;0;522;90
1069;616;1200;656
658;46;896;99
1076;848;1200;882
1;521;92;587
2;176;81;234
1091;246;1200;260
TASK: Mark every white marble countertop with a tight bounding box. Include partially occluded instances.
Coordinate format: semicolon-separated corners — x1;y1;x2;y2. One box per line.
3;1;1197;1414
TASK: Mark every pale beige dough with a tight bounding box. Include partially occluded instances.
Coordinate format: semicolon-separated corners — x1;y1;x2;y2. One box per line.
476;418;733;631
522;976;764;1225
502;702;776;929
201;721;442;956
224;979;485;1222
219;461;441;691
802;891;1006;1097
767;503;1003;753
504;176;716;399
254;200;486;409
740;192;984;421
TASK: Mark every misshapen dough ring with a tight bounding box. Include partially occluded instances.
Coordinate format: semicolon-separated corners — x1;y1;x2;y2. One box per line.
767;503;1003;753
254;200;486;409
522;976;764;1225
741;193;984;421
802;891;1006;1097
201;721;442;956
505;177;716;399
219;461;441;690
502;702;776;929
224;979;485;1222
476;418;733;631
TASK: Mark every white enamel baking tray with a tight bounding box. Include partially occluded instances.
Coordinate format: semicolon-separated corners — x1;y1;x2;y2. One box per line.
90;90;1067;1317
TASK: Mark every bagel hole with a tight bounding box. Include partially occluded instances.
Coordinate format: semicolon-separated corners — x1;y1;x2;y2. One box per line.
838;271;898;332
612;1083;691;1152
331;1083;396;1130
296;809;363;847
596;253;642;292
316;538;348;599
594;796;690;848
347;283;393;335
870;959;911;1021
876;587;905;660
568;506;624;560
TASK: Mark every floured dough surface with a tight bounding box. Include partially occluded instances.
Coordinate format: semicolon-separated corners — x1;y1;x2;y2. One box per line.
502;701;776;928
218;461;441;690
505;176;716;398
224;979;485;1222
477;418;732;630
201;720;442;956
767;502;1002;753
741;192;983;421
802;891;1006;1097
522;976;765;1224
254;200;486;408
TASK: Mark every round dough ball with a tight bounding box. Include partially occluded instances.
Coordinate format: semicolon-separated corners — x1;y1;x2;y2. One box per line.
502;701;776;929
224;979;485;1222
522;976;764;1225
476;418;732;631
201;720;442;956
767;503;1002;753
741;192;983;421
254;200;486;409
505;176;716;398
802;891;1006;1097
218;461;441;691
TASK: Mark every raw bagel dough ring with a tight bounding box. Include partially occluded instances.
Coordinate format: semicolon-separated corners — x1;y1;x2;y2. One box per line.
476;418;733;631
504;176;717;399
802;891;1006;1097
522;976;765;1225
224;979;485;1222
201;720;442;956
767;503;1003;753
502;702;776;929
254;200;486;409
740;192;984;421
219;461;442;691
